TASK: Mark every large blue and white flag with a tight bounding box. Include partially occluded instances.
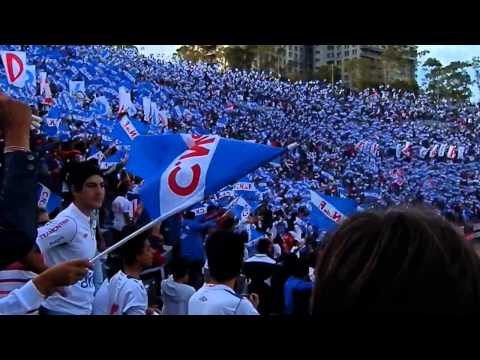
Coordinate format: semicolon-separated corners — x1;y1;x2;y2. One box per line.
127;134;285;219
309;190;357;231
37;183;62;213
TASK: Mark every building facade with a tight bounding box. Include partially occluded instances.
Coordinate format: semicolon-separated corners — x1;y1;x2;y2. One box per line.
271;45;417;86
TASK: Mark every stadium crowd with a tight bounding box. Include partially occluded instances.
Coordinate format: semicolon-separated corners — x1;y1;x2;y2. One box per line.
0;45;480;315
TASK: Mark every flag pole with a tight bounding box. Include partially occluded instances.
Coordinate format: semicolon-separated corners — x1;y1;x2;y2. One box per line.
90;212;170;264
91;143;294;263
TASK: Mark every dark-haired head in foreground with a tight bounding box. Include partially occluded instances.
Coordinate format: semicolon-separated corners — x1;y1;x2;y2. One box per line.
206;231;245;283
311;206;480;314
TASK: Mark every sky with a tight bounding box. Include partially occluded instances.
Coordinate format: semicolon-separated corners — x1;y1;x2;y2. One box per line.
136;45;480;100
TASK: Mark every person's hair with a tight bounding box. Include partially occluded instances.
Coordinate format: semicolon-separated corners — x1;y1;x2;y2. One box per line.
311;206;480;314
206;231;245;282
118;226;151;266
256;238;271;254
117;181;129;197
67;161;103;193
183;210;195;220
169;258;189;281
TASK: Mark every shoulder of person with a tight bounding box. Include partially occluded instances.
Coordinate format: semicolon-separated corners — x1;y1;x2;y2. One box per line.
36;215;78;242
236;297;259;315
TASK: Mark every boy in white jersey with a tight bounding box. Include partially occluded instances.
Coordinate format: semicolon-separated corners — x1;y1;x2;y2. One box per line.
188;231;260;315
36;161;105;315
95;227;154;315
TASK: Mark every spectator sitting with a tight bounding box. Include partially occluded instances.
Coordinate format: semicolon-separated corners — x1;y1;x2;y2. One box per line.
160;258;195;315
311;206;480;314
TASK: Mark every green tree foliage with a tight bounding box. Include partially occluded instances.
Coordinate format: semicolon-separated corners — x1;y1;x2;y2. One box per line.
422;58;472;102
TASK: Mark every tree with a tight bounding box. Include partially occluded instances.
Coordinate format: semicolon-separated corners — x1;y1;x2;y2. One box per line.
379;45;414;85
176;45;224;64
222;45;258;69
311;64;341;83
422;58;472;102
344;58;382;90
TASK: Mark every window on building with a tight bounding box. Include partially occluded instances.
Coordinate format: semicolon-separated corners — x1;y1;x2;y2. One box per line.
337;60;341;65
345;51;349;56
337;52;341;57
344;45;349;49
327;60;334;64
315;50;320;54
352;49;357;55
327;45;334;50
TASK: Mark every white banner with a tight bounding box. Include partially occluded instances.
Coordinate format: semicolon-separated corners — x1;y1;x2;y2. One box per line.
310;190;347;224
69;80;85;96
234;182;256;192
0;51;27;87
118;86;136;117
438;144;448;157
447;145;457;159
143;97;151;122
120;116;140;140
192;207;207;216
159;110;169;127
24;65;36;89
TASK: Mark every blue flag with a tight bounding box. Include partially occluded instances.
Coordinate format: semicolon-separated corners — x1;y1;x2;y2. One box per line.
309;190;357;231
37;183;62;213
127;134;285;219
111;116;149;145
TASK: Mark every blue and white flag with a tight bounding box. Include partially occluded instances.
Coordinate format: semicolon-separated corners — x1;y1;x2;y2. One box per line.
309;190;357;231
37;183;62;213
111;116;149;145
24;65;36;90
127;134;285;219
91;96;111;117
69;80;85;96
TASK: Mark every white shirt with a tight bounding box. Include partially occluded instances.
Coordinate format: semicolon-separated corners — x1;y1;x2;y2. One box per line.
0;280;45;315
112;196;132;231
188;284;259;315
245;254;276;264
106;271;147;315
92;279;110;315
36;203;97;315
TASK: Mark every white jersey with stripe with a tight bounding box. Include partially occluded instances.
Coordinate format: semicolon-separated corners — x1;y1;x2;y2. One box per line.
36;203;97;315
107;271;147;315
